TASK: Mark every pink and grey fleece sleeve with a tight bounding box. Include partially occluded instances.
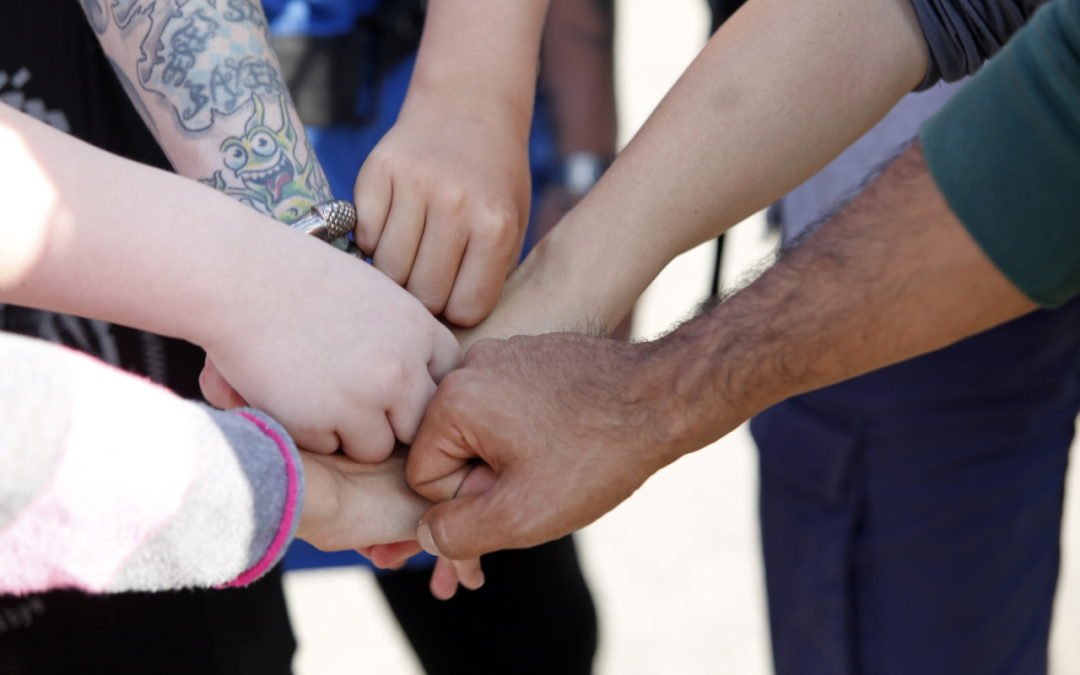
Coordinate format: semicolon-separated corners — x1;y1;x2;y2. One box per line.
0;331;303;594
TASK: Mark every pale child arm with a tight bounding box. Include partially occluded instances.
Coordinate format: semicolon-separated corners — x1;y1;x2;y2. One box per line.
0;332;302;594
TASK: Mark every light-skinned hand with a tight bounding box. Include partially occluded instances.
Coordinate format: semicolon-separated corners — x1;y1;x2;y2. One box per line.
352;84;531;327
199;239;461;463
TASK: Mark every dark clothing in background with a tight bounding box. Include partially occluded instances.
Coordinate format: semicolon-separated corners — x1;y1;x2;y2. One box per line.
0;572;295;675
377;536;599;675
754;302;1080;674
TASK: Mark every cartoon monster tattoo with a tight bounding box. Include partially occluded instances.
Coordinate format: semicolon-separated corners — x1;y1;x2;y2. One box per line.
203;96;329;223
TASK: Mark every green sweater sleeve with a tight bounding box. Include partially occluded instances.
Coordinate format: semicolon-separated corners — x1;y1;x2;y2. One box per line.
920;0;1080;308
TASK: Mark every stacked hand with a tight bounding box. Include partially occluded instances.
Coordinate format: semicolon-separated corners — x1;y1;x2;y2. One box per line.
406;334;673;559
296;449;487;571
198;70;557;598
352;82;531;327
198;239;460;463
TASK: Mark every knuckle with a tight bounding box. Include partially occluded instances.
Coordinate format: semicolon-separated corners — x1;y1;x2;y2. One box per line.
434;372;479;416
437;186;468;213
374;255;410;285
406;278;449;315
464;338;500;365
300;427;339;454
472;204;518;246
370;352;412;394
402;300;437;335
366;148;395;173
405;449;436;491
445;293;492;328
435;370;468;402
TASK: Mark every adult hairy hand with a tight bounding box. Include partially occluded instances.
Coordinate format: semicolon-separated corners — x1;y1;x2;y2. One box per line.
200;239;461;463
352;85;531;327
407;333;678;560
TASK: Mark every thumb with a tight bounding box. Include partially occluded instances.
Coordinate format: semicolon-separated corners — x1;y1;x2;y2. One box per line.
199;356;247;409
416;474;514;560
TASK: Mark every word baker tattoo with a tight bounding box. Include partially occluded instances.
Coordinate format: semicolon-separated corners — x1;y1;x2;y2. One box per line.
203;96;330;223
100;0;282;131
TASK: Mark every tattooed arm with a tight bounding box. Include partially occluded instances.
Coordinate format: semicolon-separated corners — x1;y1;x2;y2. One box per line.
78;0;332;225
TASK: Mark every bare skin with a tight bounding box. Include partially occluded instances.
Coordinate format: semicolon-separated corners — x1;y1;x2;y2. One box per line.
405;143;1036;561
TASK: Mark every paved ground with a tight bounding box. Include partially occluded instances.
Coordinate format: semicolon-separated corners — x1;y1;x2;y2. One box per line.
284;3;1080;672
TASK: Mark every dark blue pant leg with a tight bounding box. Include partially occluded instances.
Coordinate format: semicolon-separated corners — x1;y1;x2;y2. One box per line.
753;300;1080;675
754;400;863;675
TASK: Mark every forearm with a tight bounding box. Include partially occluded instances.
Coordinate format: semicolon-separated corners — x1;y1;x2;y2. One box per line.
478;0;928;337
406;0;549;136
0;332;301;593
647;143;1035;460
79;0;332;224
0;104;341;347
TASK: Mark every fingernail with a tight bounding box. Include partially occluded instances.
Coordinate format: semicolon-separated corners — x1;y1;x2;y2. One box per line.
463;571;486;591
433;584;456;602
417;522;442;557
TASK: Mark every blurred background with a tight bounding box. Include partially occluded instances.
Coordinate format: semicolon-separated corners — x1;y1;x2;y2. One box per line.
284;2;1080;672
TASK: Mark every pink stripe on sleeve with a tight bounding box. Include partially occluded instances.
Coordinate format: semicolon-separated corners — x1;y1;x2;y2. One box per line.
223;411;301;588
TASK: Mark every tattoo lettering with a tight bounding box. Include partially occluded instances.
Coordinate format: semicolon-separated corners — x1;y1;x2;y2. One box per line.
202;96;327;223
94;1;286;132
161;9;217;87
80;0;333;222
221;0;269;32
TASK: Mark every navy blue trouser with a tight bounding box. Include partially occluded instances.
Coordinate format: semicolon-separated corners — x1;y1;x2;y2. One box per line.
751;300;1080;675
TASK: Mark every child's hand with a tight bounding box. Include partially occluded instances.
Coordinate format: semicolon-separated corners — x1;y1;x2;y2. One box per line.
201;237;461;463
297;451;430;551
361;463;494;600
353;85;531;327
296;449;489;598
425;464;494;600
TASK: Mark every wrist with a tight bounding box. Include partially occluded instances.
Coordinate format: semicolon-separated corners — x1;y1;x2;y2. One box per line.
490;220;614;336
406;62;534;139
406;75;533;140
612;339;696;471
645;312;768;461
295;454;334;546
542;206;672;330
409;0;545;133
189;218;345;350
